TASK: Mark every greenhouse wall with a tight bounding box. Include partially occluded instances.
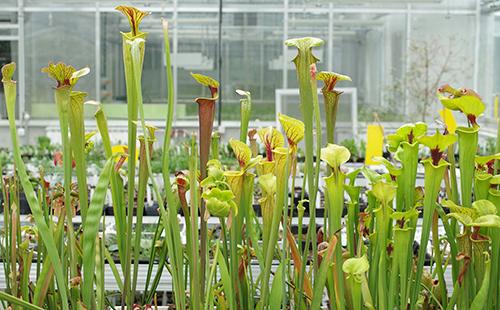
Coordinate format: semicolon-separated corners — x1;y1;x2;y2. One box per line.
0;0;498;143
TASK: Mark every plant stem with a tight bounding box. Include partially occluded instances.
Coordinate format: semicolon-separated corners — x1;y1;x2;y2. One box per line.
130;36;186;309
323;90;340;146
447;145;459;204
132;137;152;295
410;160;448;309
456;126;479;208
324;170;346;308
122;34;142;307
189;136;202;310
286;37;324;284
54;86;79;309
260;149;290;308
399;142;419;212
432;211;447;308
95;107;126;266
0;291;44;310
68;91;89;221
3;63;69;310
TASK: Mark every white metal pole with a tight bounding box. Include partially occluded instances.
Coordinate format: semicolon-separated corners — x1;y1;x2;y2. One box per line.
173;0;178;120
18;0;25;122
95;3;101;103
282;0;288;89
328;2;333;72
404;3;411;117
473;0;480;91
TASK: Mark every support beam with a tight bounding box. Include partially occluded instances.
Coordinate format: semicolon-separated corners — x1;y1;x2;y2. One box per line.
473;0;481;90
18;0;26;123
282;0;288;89
328;2;333;71
95;3;101;103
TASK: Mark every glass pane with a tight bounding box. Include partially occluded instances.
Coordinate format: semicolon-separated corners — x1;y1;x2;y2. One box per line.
0;0;16;7
286;11;329;91
289;1;405;10
25;12;96;119
285;11;325;123
100;11;173;119
412;0;476;10
177;12;219;120
221;12;283;121
409;13;476;123
479;14;498;120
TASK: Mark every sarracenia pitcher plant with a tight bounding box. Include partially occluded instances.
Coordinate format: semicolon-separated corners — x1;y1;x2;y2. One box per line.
3;6;500;310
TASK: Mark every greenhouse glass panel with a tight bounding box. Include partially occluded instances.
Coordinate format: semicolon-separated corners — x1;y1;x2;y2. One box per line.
408;13;476;123
220;12;283;121
25;12;96;119
100;11;173;119
177;12;219;120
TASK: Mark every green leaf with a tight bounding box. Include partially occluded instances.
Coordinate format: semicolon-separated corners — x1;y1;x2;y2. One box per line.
490;175;500;185
229;138;251;169
1;62;15;82
391;207;419;223
278;113;305;146
476;153;500;166
346;168;362;185
191;72;219;88
442;199;465;212
201;159;224;188
445;198;498;228
371;181;397;206
285;37;324;51
317;71;352;83
272;146;290;175
442;200;476;221
438;92;485;125
476;171;493;182
237;89;252;143
82;158;114;306
70;67;90;86
115;5;149;38
269;263;284;309
311;235;338;309
4;62;69;310
447;212;474;226
470;252;490;310
343;255;370;282
418;129;457;152
236;89;251;98
317;71;352;90
361;166;384;184
258;127;285;153
259;173;277;197
202;187;237;217
216;244;234;308
321;143;350;169
472;200;498;216
386;122;427;152
470;215;500;228
372;157;402;176
41;62;76;88
0;291;44;310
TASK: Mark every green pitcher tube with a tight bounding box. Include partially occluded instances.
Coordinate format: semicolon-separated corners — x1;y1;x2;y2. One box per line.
457;126;479;207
